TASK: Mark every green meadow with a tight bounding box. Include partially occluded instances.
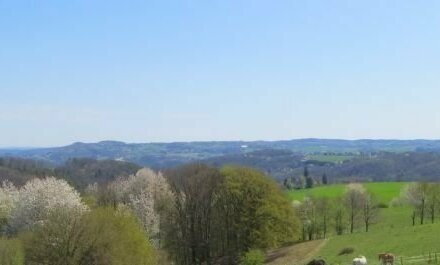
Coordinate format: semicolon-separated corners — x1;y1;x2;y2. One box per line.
307;155;355;163
286;182;408;204
280;182;440;265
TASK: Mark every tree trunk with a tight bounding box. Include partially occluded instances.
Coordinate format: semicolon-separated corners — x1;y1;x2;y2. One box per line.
412;211;416;226
350;211;354;233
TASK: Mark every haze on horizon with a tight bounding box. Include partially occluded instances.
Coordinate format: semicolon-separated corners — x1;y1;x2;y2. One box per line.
1;1;440;147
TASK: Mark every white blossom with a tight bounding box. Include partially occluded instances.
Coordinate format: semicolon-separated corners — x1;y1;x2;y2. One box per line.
0;181;18;222
111;168;173;244
9;177;87;232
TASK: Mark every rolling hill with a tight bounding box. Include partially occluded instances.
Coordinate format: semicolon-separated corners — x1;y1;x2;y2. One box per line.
2;139;440;168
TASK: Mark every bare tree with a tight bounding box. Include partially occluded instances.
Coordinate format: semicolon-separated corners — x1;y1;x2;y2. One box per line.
333;197;346;235
405;182;429;225
315;197;331;238
164;164;222;265
362;193;379;232
344;184;365;233
427;183;440;224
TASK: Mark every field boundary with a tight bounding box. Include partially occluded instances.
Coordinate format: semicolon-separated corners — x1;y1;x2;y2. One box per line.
397;252;440;264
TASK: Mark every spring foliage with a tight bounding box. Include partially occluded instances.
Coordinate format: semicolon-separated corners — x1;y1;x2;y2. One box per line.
8;177;87;233
109;168;173;243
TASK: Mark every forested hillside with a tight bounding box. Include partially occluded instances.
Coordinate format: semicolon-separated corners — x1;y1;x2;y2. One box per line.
54;158;141;190
0;157;140;190
3;139;440;168
208;151;440;183
0;157;53;185
3;150;440;187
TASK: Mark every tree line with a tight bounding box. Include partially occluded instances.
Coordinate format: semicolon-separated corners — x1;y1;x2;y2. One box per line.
293;181;440;242
294;183;381;241
403;182;440;226
0;163;301;265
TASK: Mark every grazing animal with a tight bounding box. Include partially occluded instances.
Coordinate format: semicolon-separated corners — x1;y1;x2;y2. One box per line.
378;253;394;265
306;258;327;265
352;255;367;265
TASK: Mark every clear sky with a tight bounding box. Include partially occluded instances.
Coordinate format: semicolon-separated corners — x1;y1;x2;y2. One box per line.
1;1;440;147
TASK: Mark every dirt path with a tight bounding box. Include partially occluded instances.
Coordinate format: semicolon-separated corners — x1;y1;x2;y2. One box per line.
265;239;328;265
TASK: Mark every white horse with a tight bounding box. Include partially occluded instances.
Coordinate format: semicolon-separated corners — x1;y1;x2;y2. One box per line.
352;256;367;265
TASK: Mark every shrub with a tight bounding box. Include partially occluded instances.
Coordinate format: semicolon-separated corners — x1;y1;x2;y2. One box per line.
23;207;156;265
338;247;354;256
376;202;389;208
0;238;24;265
240;249;265;265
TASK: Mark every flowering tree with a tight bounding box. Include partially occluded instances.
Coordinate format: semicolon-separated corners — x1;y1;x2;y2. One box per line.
8;177;87;233
110;168;173;244
0;181;18;231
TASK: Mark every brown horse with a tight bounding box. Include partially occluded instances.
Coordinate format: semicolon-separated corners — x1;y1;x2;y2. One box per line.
378;253;394;265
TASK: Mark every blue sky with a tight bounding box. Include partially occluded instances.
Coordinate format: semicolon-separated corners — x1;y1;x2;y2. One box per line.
1;1;440;147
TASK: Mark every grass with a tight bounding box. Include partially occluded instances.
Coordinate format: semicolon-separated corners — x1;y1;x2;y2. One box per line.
286;182;409;204
317;220;440;264
363;182;408;204
307;155;354;163
273;182;440;265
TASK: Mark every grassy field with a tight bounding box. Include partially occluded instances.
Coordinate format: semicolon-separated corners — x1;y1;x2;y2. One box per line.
363;182;408;204
317;220;440;265
271;182;440;265
307;155;354;163
286;182;409;204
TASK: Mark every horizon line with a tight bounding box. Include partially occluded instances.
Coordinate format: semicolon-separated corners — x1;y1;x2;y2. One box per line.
2;137;440;149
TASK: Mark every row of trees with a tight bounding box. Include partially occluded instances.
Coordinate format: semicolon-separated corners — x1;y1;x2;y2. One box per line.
0;164;301;265
294;181;440;241
284;166;329;190
404;182;440;225
295;184;380;241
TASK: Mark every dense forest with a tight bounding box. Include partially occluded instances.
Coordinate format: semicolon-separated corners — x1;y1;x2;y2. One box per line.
207;151;440;183
3;150;440;190
0;157;140;190
0;164;298;265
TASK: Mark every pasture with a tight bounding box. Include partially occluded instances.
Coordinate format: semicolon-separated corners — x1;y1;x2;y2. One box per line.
317;221;440;264
273;182;440;265
306;154;354;163
286;182;408;204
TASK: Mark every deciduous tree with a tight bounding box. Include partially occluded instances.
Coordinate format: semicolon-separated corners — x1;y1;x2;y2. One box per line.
9;177;87;233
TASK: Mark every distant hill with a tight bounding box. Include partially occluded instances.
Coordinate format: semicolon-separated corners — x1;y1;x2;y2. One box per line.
2;139;440;168
54;157;141;190
0;157;54;186
3;148;440;188
0;156;140;189
207;150;440;183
